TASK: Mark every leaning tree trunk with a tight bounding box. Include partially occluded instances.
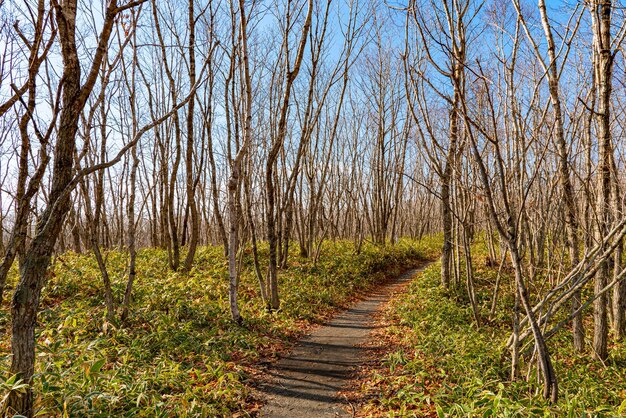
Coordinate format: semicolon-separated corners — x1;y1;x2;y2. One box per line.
0;0;52;305
8;1;139;412
10;4;93;412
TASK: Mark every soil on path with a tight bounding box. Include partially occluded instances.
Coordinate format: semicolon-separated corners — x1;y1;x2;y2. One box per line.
257;263;431;417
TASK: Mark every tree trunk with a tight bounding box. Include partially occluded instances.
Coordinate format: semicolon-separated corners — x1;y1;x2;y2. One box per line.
591;0;613;362
536;0;583;352
183;0;198;271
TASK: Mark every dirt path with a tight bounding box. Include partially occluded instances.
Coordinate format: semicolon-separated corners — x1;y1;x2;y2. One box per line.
257;263;431;417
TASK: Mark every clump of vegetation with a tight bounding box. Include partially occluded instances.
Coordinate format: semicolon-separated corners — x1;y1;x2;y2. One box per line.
355;250;626;417
0;238;436;417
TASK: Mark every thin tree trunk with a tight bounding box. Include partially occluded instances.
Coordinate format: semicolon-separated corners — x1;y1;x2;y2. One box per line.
591;0;613;362
183;0;198;271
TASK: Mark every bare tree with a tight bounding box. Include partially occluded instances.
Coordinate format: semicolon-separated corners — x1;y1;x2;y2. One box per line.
265;0;313;310
7;1;143;413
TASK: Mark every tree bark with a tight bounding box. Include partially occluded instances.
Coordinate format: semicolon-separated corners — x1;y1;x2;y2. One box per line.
183;0;198;271
8;1;124;412
590;0;613;362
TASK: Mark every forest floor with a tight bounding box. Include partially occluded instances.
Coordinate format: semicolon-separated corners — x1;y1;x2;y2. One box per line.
343;243;626;417
0;238;441;417
256;264;431;417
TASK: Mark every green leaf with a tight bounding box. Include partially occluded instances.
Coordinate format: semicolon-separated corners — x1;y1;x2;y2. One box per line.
436;405;446;418
90;358;106;376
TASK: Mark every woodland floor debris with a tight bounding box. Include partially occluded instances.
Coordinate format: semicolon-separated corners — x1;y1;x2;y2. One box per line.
258;264;432;418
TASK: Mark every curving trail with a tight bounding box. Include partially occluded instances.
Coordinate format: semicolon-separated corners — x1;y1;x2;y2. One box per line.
258;263;431;417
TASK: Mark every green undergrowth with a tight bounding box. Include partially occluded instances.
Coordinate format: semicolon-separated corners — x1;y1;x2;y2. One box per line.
0;237;439;417
359;244;626;417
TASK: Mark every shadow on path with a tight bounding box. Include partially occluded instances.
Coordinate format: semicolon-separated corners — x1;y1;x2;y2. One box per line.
257;264;431;417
